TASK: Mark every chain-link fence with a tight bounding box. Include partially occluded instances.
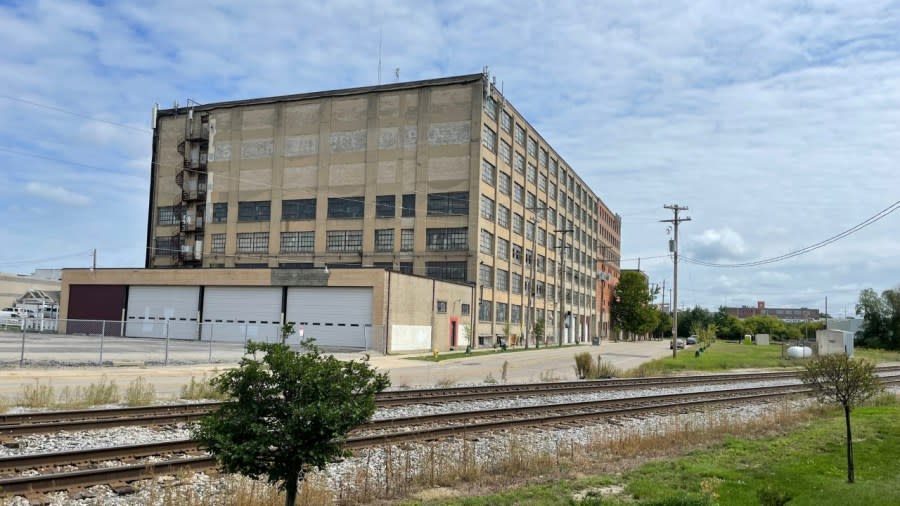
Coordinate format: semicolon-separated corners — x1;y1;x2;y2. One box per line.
0;318;383;367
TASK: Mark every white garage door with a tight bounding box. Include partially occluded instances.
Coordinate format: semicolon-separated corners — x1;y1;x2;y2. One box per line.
201;287;282;343
286;287;372;349
126;286;200;339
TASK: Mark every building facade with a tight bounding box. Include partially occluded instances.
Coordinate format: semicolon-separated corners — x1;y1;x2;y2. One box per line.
724;301;820;323
146;72;621;345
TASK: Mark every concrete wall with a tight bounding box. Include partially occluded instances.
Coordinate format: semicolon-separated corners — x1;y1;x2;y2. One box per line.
0;273;61;309
816;329;854;357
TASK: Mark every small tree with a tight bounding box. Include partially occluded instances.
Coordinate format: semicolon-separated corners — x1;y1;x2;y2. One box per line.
193;340;390;506
280;322;296;345
799;354;883;483
532;318;545;347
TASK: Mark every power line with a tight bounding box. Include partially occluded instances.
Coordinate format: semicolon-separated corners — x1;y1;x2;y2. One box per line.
0;94;151;132
0;250;93;267
682;199;900;268
0;146;137;175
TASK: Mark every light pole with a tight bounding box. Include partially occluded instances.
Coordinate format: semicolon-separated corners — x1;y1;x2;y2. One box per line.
525;205;547;349
598;245;613;342
555;228;573;346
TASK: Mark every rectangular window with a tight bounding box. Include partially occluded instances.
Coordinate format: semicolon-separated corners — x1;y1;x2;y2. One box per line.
539;148;548;167
326;230;363;252
375;229;394;251
282;199;316;220
549;183;557;200
547;284;555;300
479;300;493;322
547;209;556;227
548;259;556;278
501;111;512;133
375;195;396;218
512;245;522;264
527;136;537;157
482;125;496;151
238;201;270;222
514;152;525;173
212;203;228;223
511;305;522;324
480;195;495;221
497;237;509;259
483;96;497;119
399;261;413;274
512;213;523;235
513;183;524;203
400;229;414;251
515;124;526;146
550;158;558;177
436;300;448;313
328;196;365;219
210;233;225;254
526;221;535;240
525;249;533;267
527;163;537;184
498;171;511;195
480;229;494;254
538;173;547;193
497;204;510;228
537;254;546;273
237;232;269;253
495;269;509;291
511;272;522;294
526;191;536;209
426;261;467;282
481;159;496;186
157;206;177;226
427;192;469;216
426;227;468;250
479;264;493;285
280;231;314;253
499;140;511;164
495;302;508;322
401;194;416;217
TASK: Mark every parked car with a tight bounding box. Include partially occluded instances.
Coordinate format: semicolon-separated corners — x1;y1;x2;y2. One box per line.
0;308;20;321
686;335;698;345
670;338;686;349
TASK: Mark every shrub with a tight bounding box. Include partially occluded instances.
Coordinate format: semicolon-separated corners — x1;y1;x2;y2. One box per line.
82;375;120;405
574;352;593;379
181;376;228;400
124;377;156;406
18;381;55;408
757;485;792;506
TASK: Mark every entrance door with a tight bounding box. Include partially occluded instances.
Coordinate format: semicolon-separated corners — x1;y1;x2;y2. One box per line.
450;318;458;347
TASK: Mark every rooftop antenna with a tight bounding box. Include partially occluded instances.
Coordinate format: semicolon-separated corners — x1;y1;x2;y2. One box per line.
395;68;400;82
377;25;383;84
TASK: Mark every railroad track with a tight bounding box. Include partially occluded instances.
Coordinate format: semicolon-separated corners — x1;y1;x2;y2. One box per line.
3;377;899;499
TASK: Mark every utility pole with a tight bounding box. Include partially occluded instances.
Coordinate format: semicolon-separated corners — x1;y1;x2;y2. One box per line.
91;248;97;271
556;228;573;346
598;245;612;342
661;204;691;358
525;206;547;349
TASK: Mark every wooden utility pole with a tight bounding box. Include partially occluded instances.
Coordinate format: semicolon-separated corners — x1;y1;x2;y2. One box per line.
661;205;690;358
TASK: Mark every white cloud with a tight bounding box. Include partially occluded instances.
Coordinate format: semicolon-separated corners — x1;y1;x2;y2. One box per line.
688;228;748;261
24;182;91;206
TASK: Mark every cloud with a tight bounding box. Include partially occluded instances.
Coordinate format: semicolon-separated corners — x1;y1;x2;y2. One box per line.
688;228;748;262
24;182;91;206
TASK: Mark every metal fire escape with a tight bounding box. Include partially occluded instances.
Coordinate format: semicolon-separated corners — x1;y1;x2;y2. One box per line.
174;109;209;267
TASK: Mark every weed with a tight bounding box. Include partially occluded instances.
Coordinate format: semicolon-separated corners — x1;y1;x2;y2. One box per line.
757;485;792;506
483;373;498;384
539;369;562;382
435;377;457;388
124;377;156;406
591;358;620;379
501;360;509;382
180;376;227;400
0;396;9;413
17;381;55;408
574;352;593;379
82;375;120;405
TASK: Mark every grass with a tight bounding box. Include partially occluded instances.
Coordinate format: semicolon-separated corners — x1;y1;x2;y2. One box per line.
407;345;557;362
411;400;900;506
855;347;900;363
629;341;801;376
124;377;157;406
180;375;228;401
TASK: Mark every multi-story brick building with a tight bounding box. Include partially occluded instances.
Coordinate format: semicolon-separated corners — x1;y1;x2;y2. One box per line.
724;301;820;323
146;72;621;345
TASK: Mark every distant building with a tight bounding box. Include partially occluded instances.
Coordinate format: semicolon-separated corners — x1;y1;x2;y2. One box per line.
724;300;820;323
0;271;62;308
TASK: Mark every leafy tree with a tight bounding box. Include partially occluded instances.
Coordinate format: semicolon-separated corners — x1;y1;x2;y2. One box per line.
742;315;788;339
676;305;712;338
856;287;900;350
610;271;656;340
800;354;883;483
532;317;545;347
193;340;390;506
653;309;672;339
714;307;745;341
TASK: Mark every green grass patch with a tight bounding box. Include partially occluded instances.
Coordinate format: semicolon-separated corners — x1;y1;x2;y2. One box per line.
407;345;563;362
855;347;900;363
630;341;801;375
414;403;900;505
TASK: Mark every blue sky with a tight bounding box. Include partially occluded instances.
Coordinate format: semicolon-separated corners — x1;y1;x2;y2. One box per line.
1;0;898;316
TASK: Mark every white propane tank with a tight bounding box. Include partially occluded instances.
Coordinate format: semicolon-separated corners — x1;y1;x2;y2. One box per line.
787;346;813;359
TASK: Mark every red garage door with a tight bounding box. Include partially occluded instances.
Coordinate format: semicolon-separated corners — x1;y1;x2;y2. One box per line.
67;285;127;336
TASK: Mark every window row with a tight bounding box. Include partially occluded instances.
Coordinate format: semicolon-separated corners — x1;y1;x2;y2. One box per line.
209;229;418;254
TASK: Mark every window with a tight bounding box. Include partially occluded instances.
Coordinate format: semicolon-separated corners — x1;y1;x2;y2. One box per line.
512;244;522;264
154;236;178;255
212;203;228;223
282;199;316;220
401;228;414;251
480;195;494;221
501;111;512;133
538;227;546;246
479;229;494;254
426;227;468;250
374;262;393;270
211;233;225;254
513;183;524;203
157;206;177;226
495;302;508;322
511;272;522;294
525;249;533;266
436;300;448;313
547;284;555;300
526;191;536;209
547;209;556;227
375;229;394;251
539;148;548;167
375;195;396;218
548;259;556;277
526;220;535;240
497;237;509;259
527;163;537;184
512;213;523;235
514;152;525;173
499;140;511;164
537;254;546;273
538;173;547;193
426;261;467;281
550;158;558;177
482;125;496;151
399;262;413;274
238;201;270;222
511;304;522;323
527;136;537;157
328;196;364;219
326;230;363;252
483;96;497;119
495;269;509;291
427;192;469;216
479;301;493;322
549;183;557;200
497;204;510;228
498;171;511;195
401;194;416;217
515;124;526;146
479;264;493;285
481;159;496;186
237;232;269;253
280;231;314;253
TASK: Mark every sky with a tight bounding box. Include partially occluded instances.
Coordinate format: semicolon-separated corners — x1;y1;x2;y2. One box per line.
1;0;898;317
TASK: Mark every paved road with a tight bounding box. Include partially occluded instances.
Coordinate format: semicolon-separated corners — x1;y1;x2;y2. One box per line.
0;333;674;400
